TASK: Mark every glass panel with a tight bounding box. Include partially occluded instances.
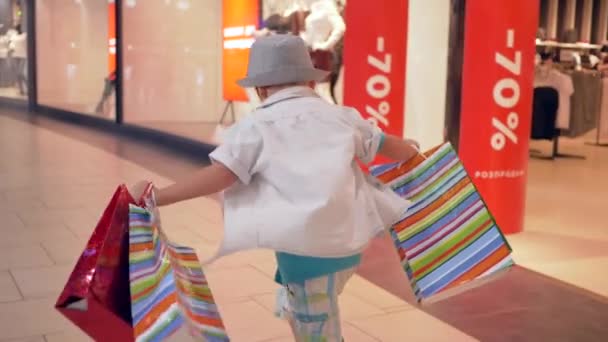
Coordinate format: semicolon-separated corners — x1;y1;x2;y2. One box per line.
0;0;28;100
36;0;114;118
121;0;222;141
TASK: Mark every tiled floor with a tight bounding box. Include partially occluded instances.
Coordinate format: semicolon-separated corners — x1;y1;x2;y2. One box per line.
1;108;607;341
0;112;478;341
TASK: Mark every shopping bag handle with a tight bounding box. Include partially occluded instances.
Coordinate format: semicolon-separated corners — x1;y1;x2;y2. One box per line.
137;182;157;208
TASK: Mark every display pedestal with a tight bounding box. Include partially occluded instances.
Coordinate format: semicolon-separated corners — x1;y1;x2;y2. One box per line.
219;101;236;125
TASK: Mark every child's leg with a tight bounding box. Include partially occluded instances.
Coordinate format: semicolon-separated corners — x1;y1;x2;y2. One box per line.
277;267;356;342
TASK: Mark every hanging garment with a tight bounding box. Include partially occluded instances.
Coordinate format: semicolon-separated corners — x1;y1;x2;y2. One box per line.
531;87;559;140
566;71;602;137
534;66;574;129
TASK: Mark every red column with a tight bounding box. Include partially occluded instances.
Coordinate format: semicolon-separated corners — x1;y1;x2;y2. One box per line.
458;0;539;234
343;0;408;147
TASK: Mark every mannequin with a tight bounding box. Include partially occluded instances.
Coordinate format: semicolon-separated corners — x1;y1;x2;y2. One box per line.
299;0;345;103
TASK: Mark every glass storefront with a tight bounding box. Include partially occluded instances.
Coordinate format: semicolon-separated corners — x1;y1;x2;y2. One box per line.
121;0;222;141
36;0;113;118
0;0;27;100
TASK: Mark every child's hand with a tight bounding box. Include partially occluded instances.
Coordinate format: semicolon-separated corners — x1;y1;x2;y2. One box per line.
379;135;420;161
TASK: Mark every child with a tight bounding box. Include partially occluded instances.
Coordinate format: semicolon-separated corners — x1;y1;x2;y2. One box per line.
130;35;419;342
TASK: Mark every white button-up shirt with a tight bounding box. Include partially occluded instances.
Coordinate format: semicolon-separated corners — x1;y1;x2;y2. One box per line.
209;86;410;259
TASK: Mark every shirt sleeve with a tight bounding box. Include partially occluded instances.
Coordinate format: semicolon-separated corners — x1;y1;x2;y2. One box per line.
342;108;385;164
208;120;263;185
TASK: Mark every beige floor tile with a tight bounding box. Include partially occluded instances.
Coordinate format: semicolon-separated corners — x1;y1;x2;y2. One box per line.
55;210;98;237
269;324;380;342
11;265;73;300
344;275;414;311
0;212;25;232
0;196;47;213
16;208;66;227
0;225;76;248
44;326;92;342
250;260;278;278
0;271;22;302
206;266;278;302
1;337;46;342
0;245;54;271
220;300;291;342
0;298;71;340
521;256;608;298
338;293;386;320
207;250;276;271
41;237;87;266
349;309;478;342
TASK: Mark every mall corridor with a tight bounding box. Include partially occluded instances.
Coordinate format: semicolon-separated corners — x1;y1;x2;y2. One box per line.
1;106;608;342
0;109;479;341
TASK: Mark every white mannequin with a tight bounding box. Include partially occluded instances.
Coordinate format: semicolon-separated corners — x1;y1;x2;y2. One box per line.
300;0;345;103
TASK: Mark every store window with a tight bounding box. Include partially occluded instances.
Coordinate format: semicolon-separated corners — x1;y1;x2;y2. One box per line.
121;0;222;141
36;0;114;118
260;0;346;104
0;0;28;100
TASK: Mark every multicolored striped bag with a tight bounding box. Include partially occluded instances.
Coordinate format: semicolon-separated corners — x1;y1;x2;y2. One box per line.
128;202;229;341
371;143;514;303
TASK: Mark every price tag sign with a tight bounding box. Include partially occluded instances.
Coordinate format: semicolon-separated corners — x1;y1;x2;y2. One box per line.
343;0;408;142
458;0;539;234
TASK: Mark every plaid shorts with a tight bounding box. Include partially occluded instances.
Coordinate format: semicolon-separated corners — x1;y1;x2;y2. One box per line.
275;267;356;342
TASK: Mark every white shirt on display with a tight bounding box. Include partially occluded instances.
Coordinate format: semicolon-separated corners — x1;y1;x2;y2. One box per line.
300;0;345;51
534;66;574;130
207;86;409;261
10;33;27;59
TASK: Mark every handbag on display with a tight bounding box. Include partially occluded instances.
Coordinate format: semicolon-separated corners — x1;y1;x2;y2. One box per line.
56;185;229;341
370;143;515;303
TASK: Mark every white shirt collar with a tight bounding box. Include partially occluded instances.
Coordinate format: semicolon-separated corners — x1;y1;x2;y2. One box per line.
257;86;319;109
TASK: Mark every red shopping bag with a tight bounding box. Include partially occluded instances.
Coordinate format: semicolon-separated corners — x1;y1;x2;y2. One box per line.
55;185;136;341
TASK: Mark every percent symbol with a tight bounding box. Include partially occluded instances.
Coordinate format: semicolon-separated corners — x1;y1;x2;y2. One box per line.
366;101;390;126
491;112;519;151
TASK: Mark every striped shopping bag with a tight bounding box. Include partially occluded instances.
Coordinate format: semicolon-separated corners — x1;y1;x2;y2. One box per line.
371;143;514;303
128;204;229;341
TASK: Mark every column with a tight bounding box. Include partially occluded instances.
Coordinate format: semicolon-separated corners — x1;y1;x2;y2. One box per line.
546;0;559;39
580;0;593;42
404;0;450;148
595;0;608;43
563;0;577;31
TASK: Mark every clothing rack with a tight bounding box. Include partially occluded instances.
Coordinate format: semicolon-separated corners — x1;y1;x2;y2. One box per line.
531;130;586;160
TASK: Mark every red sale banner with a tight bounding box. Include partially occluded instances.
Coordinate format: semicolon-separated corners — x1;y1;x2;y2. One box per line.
458;0;539;234
343;0;408;142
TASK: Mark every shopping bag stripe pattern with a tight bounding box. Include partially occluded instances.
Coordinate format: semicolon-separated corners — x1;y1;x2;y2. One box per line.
372;143;513;301
129;206;229;341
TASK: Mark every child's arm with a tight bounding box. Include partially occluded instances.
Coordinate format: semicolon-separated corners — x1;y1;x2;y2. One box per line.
130;163;237;207
378;134;420;161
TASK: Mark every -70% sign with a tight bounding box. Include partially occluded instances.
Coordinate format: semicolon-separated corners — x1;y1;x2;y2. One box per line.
491;29;522;151
366;37;392;128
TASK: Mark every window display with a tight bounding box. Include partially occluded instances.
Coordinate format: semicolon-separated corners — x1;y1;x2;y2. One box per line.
36;0;111;117
0;0;27;100
260;0;346;104
122;0;222;141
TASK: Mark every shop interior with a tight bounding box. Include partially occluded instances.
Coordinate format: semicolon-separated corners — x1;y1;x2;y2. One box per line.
532;0;608;157
134;0;347;143
0;0;27;99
